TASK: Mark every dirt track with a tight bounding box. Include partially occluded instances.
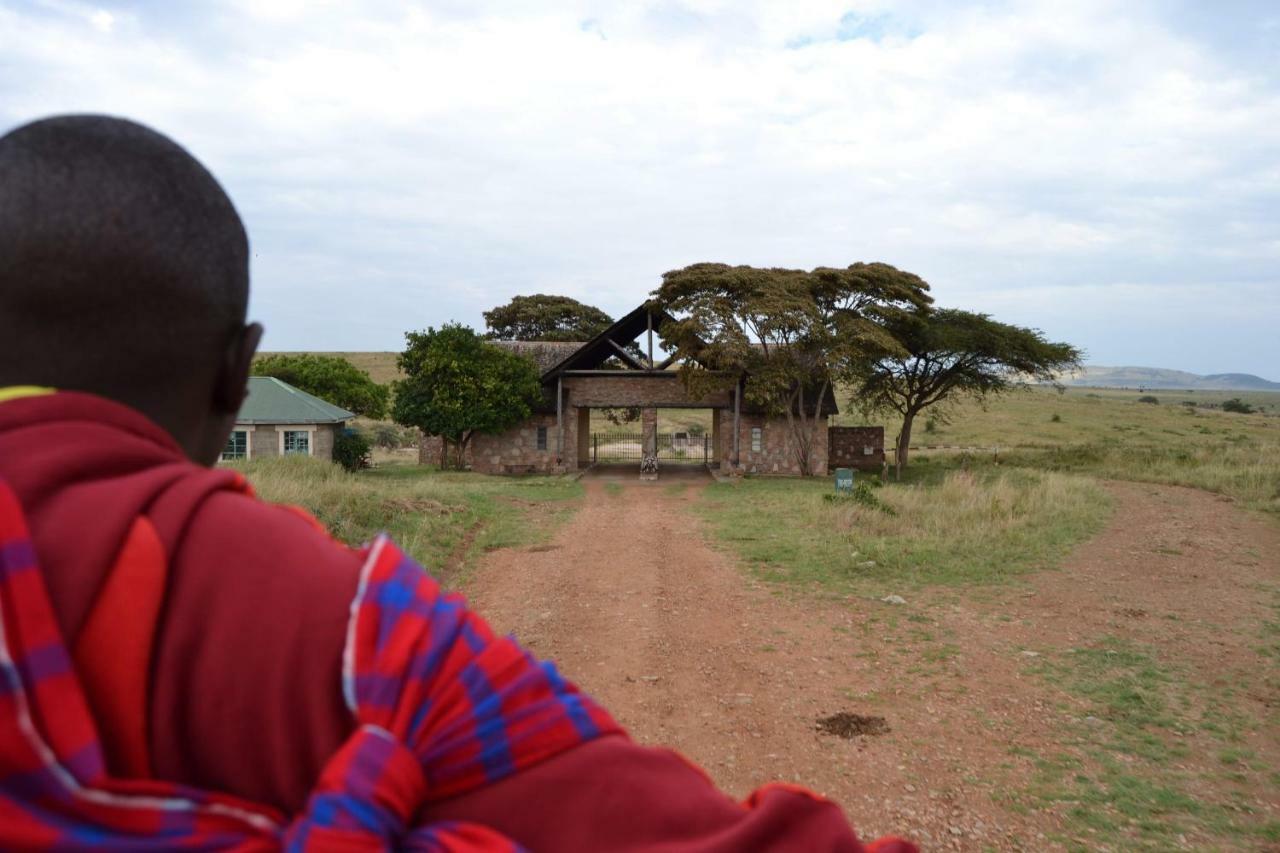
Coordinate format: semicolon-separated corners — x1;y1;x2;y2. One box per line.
464;476;1280;850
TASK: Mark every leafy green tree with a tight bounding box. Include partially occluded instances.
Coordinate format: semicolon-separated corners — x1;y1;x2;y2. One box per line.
851;308;1081;477
252;354;389;419
654;262;933;475
1222;398;1255;414
483;294;614;341
332;428;372;472
392;324;544;468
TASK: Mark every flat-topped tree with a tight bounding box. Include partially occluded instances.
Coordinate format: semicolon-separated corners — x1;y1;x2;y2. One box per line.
393;324;544;469
851;308;1082;477
483;294;613;342
653;262;933;476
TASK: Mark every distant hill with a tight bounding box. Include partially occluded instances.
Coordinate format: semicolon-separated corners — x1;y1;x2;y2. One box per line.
1055;366;1280;391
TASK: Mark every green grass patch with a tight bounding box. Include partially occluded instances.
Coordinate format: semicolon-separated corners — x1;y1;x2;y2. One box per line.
1018;637;1278;847
834;385;1280;514
696;468;1110;591
232;456;581;578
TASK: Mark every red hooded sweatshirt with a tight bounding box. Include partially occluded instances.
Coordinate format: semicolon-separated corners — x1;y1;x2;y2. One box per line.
0;389;914;851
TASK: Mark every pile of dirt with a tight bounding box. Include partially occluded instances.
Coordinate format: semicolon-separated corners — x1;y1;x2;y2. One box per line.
816;712;890;739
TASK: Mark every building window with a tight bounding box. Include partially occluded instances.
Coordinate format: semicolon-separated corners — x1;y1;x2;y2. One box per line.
283;430;311;456
751;427;762;453
221;430;248;461
536;426;548;451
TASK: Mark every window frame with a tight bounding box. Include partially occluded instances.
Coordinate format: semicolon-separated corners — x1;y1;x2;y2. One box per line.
219;425;254;462
750;426;762;454
536;425;548;451
279;425;316;457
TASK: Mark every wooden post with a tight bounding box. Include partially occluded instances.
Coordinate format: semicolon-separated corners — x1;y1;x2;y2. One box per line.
732;378;741;467
646;311;654;370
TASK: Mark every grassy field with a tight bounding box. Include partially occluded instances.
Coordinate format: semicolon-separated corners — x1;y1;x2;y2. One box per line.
837;386;1280;515
229;455;581;580
697;467;1112;595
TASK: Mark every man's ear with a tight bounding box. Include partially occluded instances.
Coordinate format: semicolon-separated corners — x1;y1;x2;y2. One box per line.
214;322;264;414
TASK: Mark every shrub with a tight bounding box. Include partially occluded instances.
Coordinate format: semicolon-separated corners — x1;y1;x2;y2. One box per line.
1222;398;1255;414
371;422;409;449
924;417;937;433
1050;413;1062;422
333;429;372;472
1137;395;1159;404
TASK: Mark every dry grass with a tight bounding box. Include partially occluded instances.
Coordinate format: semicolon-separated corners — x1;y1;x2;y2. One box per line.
230;455;581;577
834;385;1280;515
698;468;1110;591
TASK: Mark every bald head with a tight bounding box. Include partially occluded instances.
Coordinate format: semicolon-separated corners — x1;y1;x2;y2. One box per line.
0;115;262;464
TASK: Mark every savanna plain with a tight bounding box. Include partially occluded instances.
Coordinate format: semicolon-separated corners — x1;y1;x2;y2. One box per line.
234;368;1280;852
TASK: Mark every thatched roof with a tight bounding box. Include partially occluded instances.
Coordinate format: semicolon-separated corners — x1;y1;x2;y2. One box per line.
491;340;586;375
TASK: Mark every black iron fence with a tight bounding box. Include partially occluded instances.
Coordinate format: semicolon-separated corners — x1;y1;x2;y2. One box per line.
591;432;709;465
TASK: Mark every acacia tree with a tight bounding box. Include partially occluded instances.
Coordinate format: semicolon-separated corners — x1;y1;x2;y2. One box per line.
851;308;1082;477
392;324;544;469
654;262;933;475
252;353;389;418
483;294;613;342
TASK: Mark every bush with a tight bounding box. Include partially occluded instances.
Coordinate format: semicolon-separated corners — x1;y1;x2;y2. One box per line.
371;422;410;449
333;429;372;471
924;417;937;433
1137;395;1159;404
1222;398;1255;414
1050;413;1062;422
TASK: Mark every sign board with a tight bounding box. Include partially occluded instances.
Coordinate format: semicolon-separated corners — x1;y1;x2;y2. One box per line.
834;468;854;494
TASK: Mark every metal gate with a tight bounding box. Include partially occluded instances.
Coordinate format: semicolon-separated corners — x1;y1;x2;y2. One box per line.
591;432;709;465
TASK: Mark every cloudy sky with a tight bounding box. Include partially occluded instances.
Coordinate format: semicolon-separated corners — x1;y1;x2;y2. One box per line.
2;1;1277;375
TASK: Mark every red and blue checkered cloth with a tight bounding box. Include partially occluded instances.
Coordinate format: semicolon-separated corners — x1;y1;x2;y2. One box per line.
0;478;619;849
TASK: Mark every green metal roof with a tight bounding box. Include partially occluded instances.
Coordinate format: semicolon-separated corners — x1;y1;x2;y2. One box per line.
235;376;355;425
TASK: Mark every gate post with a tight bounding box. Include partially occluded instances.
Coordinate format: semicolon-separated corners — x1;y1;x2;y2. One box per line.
640;407;658;457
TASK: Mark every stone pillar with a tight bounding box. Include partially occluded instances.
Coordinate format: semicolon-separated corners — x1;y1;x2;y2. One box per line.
576;407;591;467
641;407;658;456
711;409;721;467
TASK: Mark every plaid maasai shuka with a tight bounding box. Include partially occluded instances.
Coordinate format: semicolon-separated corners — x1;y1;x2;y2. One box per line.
0;477;619;850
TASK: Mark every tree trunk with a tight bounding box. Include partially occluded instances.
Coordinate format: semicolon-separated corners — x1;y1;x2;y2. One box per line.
458;431;474;470
896;411;916;480
782;387;811;476
439;437;448;469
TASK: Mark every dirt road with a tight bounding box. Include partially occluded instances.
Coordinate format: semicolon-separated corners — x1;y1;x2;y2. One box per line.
464;477;1280;850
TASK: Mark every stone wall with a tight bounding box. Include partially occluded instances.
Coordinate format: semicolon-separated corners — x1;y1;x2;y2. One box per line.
313;424;338;460
241;423;340;460
249;425;277;459
717;414;829;475
827;426;885;472
562;374;732;409
470;412;567;474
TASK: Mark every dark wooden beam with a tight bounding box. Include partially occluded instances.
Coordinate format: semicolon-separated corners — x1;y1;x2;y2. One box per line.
606;338;649;371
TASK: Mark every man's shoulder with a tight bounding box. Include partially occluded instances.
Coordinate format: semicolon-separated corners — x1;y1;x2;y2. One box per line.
174;487;365;614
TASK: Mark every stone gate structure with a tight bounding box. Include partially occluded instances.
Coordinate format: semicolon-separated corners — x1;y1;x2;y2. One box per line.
418;304;841;476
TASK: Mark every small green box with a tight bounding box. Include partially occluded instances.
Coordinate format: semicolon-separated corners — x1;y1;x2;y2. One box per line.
834;468;854;494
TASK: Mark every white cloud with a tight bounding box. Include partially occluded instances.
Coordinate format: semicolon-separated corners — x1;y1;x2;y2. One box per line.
0;0;1276;374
